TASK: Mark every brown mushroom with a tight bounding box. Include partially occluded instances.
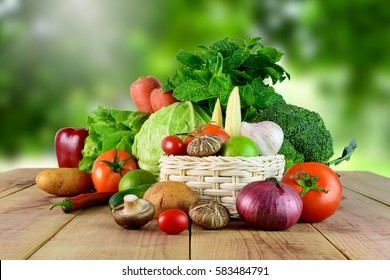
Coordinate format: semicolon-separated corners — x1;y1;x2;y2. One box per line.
188;200;230;229
112;194;155;229
187;134;222;157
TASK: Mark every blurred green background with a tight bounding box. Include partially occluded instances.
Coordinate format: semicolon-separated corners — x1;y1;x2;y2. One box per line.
1;0;389;177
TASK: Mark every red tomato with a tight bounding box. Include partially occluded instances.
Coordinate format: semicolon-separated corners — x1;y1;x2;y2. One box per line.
161;135;187;155
281;162;342;223
187;123;230;143
92;149;138;193
157;209;189;235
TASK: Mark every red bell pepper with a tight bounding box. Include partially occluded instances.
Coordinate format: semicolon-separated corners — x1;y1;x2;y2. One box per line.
55;127;89;168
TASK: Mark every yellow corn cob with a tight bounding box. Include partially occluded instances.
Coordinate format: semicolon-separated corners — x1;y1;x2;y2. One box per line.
224;86;241;136
211;98;223;127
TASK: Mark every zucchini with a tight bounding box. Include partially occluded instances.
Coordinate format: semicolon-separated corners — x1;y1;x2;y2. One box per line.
108;183;153;209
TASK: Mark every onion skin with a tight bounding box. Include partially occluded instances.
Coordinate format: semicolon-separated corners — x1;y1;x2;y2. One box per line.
236;178;303;230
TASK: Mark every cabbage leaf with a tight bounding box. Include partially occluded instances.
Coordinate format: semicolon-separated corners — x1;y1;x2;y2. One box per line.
132;101;210;174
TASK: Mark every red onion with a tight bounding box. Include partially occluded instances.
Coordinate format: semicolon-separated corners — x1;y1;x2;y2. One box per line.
236;178;303;230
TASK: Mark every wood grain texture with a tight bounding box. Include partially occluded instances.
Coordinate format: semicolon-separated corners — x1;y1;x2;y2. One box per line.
0;168;45;198
190;221;346;260
338;171;390;206
312;188;390;260
0;185;76;259
29;207;189;260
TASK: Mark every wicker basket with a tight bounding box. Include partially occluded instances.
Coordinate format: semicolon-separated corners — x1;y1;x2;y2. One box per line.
159;154;285;218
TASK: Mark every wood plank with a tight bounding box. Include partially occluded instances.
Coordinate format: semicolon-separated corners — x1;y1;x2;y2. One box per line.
0;185;76;259
1;169;389;260
312;187;390;260
29;206;190;260
338;171;390;206
0;168;46;198
190;220;346;260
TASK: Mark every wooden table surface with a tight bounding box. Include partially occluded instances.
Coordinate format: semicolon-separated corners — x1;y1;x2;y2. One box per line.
0;168;389;260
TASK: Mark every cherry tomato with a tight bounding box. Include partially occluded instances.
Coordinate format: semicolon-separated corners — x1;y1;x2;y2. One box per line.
92;149;138;193
281;162;342;223
161;135;187;155
194;124;230;143
157;209;189;235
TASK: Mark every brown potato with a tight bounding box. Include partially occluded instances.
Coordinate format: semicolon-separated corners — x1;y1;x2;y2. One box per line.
143;181;199;218
35;168;94;196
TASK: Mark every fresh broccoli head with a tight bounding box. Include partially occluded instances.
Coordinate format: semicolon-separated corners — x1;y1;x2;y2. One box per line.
254;103;334;169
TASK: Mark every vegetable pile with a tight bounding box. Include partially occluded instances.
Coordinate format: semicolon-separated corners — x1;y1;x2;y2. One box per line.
34;36;357;234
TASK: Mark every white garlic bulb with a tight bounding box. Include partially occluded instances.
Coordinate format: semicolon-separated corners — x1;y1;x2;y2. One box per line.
240;121;284;156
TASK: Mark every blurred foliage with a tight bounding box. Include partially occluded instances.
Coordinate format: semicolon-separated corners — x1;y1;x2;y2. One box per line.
0;0;389;177
256;0;390;177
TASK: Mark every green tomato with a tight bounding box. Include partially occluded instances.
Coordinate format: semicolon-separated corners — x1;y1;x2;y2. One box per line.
220;136;259;157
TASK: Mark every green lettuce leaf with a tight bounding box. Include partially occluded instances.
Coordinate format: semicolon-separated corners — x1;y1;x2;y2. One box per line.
78;105;149;173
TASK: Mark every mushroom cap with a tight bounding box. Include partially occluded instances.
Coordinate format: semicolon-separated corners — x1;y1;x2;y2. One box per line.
112;196;155;229
188;200;230;229
187;134;222;157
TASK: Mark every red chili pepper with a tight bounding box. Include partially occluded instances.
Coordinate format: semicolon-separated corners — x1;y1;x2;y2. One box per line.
55;127;89;168
49;192;116;213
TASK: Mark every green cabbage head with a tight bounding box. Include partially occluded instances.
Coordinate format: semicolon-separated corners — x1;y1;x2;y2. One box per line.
132;101;211;174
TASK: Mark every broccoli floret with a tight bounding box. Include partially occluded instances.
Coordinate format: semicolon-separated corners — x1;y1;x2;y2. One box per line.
254;103;334;168
278;139;304;171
